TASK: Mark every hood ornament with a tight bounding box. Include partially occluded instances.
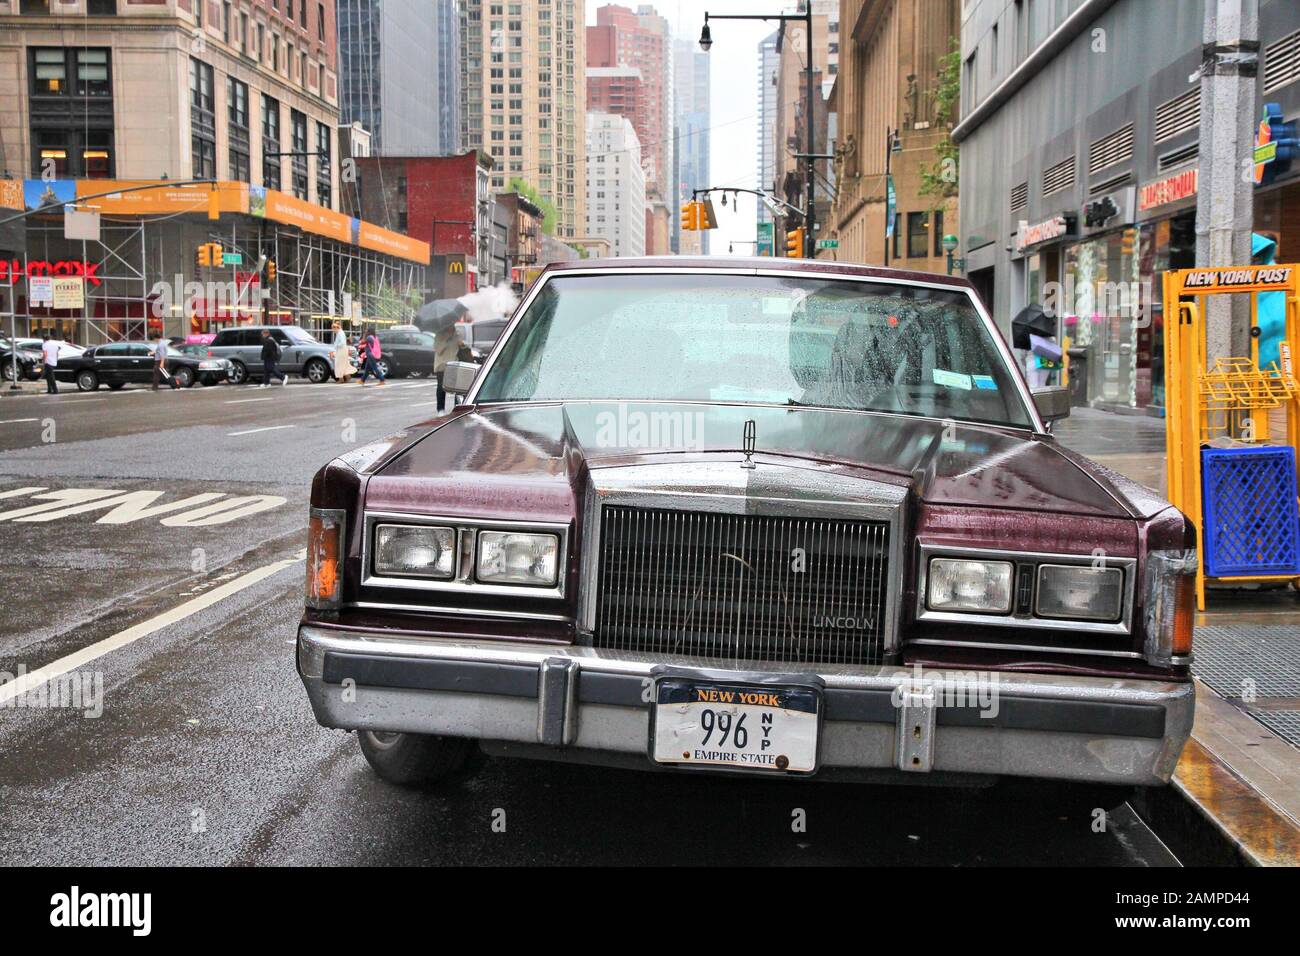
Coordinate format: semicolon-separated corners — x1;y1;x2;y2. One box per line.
741;419;756;470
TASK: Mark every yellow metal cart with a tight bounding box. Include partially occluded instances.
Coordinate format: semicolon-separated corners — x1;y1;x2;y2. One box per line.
1163;263;1300;609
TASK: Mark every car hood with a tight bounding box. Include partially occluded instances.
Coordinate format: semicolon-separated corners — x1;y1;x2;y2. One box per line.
361;402;1155;520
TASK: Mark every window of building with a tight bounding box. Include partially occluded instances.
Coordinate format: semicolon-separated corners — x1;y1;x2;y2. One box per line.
262;94;281;190
189;57;216;179
891;213;901;259
318;3;326;40
316;121;331;207
290;109;308;199
222;2;231;43
30;48;66;94
932;210;945;257
906;211;929;258
227;76;250;181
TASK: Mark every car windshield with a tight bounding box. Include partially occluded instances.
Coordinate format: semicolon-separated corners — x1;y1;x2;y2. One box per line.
284;327;318;345
476;274;1033;428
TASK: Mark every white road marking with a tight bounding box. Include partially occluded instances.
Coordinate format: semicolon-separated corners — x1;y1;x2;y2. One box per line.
0;551;306;707
225;398;274;405
0;418;39;424
227;424;296;436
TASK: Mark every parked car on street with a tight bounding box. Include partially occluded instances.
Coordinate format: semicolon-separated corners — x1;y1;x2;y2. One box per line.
298;257;1195;803
208;324;336;384
1;338;44;381
15;337;85;362
55;342;223;390
372;329;437;379
174;343;233;386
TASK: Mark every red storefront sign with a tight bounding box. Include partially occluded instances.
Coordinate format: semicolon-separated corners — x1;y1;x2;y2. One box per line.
1138;168;1198;212
0;259;103;287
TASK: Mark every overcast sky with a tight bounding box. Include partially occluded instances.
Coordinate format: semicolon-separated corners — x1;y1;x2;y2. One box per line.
585;1;777;254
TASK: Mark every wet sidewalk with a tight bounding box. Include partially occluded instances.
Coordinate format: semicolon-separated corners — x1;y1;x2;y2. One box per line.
1056;407;1300;862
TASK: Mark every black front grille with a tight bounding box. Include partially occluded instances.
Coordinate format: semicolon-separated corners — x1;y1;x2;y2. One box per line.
594;506;890;666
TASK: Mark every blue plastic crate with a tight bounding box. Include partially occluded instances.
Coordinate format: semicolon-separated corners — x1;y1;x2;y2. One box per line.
1201;445;1300;577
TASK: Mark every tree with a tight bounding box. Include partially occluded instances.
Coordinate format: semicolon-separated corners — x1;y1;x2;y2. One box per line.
918;37;961;209
508;177;559;236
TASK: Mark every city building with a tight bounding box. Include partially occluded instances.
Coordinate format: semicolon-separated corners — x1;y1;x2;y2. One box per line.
337;0;459;156
755;29;780;252
0;0;428;344
494;190;543;290
585;112;646;258
355;151;495;296
588;3;672;253
673;38;710;255
826;0;961;273
459;0;588;241
955;0;1300;412
770;0;838;254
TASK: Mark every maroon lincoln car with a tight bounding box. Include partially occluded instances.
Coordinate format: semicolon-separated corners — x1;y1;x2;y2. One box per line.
298;258;1195;795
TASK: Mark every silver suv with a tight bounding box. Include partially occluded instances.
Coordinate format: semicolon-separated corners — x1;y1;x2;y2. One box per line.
209;325;335;385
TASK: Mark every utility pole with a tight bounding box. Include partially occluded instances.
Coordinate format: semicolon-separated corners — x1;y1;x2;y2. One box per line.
1196;0;1259;360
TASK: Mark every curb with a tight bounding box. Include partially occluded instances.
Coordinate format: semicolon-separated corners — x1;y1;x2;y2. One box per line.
1138;680;1300;866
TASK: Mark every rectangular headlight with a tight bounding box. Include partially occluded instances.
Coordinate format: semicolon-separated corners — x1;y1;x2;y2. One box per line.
927;558;1014;613
374;524;456;578
1036;564;1124;621
477;531;559;586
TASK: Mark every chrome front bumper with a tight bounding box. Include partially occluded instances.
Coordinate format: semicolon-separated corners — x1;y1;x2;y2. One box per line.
298;625;1195;786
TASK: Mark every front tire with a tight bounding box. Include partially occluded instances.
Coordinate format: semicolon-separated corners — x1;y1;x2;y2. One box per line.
173;366;195;388
76;370;99;391
374;358;393;379
357;730;475;786
304;357;330;384
227;360;248;385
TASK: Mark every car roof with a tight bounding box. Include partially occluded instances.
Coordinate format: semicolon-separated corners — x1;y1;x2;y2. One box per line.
538;255;976;291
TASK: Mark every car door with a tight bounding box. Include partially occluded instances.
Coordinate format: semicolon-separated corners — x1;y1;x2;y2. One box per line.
93;343;131;383
127;344;154;383
271;329;298;372
412;332;436;374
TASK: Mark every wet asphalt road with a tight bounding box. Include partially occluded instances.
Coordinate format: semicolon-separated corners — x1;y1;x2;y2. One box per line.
0;379;1179;866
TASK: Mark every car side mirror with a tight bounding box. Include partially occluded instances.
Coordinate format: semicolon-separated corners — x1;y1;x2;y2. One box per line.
443;360;480;395
1032;385;1070;431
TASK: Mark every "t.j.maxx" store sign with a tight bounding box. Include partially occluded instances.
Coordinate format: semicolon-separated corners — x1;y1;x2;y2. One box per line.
0;259;102;286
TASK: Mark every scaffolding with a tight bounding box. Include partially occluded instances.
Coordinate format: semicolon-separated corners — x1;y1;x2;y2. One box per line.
13;210;426;344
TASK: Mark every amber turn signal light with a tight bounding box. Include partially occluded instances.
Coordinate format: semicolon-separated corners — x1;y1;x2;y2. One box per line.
307;508;345;609
1171;570;1194;658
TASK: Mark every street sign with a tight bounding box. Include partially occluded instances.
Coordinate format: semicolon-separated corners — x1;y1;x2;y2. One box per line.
51;277;84;310
222;252;243;266
816;239;839;250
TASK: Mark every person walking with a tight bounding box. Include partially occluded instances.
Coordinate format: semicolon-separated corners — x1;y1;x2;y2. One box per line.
40;332;59;394
330;322;354;383
357;327;386;386
260;329;288;387
432;322;459;412
152;336;178;390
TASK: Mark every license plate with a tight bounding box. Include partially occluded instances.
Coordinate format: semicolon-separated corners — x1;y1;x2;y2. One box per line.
652;679;820;773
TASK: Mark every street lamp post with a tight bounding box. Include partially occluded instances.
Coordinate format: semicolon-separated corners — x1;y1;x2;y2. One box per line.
941;233;965;276
702;5;816;258
883;128;901;267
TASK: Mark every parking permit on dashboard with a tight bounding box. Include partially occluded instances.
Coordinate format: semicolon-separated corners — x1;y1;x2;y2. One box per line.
932;368;972;390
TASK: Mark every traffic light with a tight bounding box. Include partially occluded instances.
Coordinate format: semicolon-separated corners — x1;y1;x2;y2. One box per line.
699;199;718;230
680;201;699;231
197;244;211;268
209;243;223;265
265;259;277;283
785;228;804;258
